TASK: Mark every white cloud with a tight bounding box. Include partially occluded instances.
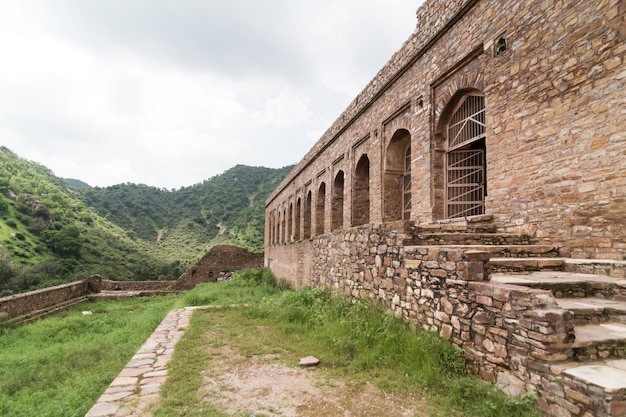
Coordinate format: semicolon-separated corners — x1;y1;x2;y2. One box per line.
0;0;421;189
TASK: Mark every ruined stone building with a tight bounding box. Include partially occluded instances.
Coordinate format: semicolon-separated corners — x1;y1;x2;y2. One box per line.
265;0;625;416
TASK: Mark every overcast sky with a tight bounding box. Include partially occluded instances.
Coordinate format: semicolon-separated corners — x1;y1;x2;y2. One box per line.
0;0;420;189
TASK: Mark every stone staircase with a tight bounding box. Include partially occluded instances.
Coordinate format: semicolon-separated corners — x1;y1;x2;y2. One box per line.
410;215;626;417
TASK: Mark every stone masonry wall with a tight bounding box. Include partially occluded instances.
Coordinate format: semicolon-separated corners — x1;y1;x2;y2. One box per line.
99;280;174;292
0;278;97;320
268;225;607;415
265;0;625;261
175;245;263;290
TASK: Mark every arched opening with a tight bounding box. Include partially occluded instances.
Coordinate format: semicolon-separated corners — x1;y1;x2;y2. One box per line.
316;182;326;235
332;171;345;230
352;155;370;226
288;202;293;242
295;197;301;241
444;93;486;218
281;208;286;243
384;129;411;222
270;211;276;245
275;212;280;245
304;190;312;239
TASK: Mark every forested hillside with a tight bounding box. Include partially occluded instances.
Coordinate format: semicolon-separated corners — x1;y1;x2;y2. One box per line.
76;164;292;265
0;147;292;295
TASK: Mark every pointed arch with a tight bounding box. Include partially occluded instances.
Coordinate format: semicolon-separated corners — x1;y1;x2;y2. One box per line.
352;155;370;226
435;89;486;219
332;170;345;230
288;202;293;242
304;190;312;239
384;129;411;221
281;208;286;243
316;182;326;235
295;197;301;241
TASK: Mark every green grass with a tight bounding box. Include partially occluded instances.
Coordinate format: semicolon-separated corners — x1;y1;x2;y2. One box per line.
155;271;540;417
0;295;178;417
0;269;541;417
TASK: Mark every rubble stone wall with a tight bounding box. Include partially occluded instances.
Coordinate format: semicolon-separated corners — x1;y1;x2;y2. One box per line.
268;224;591;413
0;279;94;320
99;280;174;291
175;245;264;290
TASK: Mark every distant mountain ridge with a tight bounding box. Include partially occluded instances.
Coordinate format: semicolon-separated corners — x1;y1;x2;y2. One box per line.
75;164;293;262
0;146;292;295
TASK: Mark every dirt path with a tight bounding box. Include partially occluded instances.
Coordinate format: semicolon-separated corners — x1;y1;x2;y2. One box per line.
200;344;430;417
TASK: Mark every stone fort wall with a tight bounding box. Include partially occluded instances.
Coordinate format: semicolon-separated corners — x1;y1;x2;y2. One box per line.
265;0;625;270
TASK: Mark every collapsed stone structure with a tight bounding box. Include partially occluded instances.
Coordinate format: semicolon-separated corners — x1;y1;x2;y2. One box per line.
265;0;625;416
0;245;263;326
174;245;263;289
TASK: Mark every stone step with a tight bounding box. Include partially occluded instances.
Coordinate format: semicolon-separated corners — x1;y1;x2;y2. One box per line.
491;271;626;299
404;245;559;258
413;233;534;246
548;322;626;362
563;258;626;279
550;359;626;416
557;298;626;325
490;257;565;272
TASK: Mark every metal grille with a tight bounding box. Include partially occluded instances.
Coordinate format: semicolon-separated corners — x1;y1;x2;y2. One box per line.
446;150;484;218
403;146;411;221
448;95;485;151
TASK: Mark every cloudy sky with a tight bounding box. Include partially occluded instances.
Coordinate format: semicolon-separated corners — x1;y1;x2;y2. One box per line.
0;0;420;189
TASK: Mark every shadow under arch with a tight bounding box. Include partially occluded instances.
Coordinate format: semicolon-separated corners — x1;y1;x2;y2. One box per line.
384;129;411;222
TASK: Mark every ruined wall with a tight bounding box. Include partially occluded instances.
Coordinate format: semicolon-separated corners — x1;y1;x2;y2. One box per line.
269;224;615;415
0;277;99;321
265;0;625;260
175;245;264;290
99;280;174;292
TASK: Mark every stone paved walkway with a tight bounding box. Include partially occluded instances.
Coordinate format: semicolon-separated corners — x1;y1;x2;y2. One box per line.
85;307;197;417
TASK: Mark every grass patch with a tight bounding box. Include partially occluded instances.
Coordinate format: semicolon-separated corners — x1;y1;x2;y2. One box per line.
0;295;178;417
156;272;540;417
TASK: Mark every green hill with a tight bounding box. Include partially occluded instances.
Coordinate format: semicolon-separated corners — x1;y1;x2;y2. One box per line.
76;164;293;266
0;147;292;295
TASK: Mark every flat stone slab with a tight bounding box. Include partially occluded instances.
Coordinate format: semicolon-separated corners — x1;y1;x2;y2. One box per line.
491;271;620;285
84;307;197;417
563;360;626;393
573;322;626;345
299;356;320;366
557;298;626;315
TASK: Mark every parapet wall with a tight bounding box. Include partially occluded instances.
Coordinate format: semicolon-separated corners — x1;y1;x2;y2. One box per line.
100;280;174;292
0;277;99;321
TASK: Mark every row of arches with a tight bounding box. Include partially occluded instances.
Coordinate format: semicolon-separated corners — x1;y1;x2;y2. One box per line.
268;90;487;245
267;155;371;245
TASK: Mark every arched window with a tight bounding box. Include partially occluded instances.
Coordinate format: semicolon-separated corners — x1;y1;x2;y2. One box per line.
288;202;293;242
384;130;411;222
445;94;486;218
304;190;312;239
352;155;370;226
332;171;344;230
316;182;326;235
281;209;286;243
403;146;412;220
276;211;280;244
295;197;301;241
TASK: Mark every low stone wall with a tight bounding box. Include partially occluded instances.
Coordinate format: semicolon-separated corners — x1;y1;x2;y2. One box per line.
100;280;175;292
0;277;99;320
269;223;591;413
